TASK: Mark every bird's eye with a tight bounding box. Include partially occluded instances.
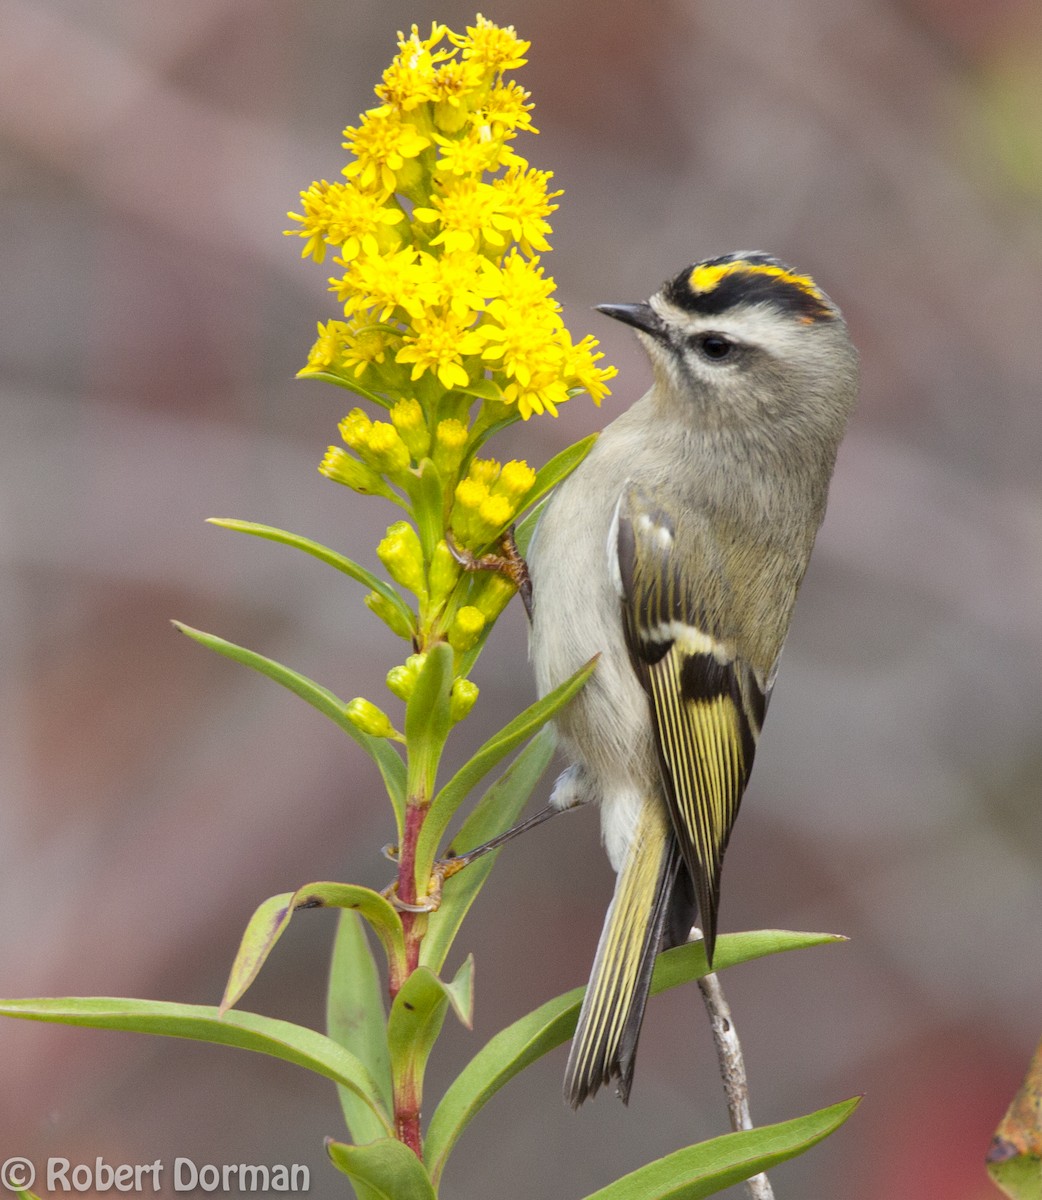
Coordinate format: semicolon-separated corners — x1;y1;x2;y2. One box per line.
695;333;736;361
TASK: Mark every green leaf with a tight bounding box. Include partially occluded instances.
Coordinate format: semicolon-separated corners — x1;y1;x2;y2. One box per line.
989;1154;1042;1200
581;1096;861;1200
326;1138;437;1200
518;432;598;516
414;656;595;891
297;369;391;408
406;458;445;566
0;997;393;1133
327;909;393;1144
423;930;845;1185
457;378;502;403
173;622;407;833
511;435;598;559
405;641;455;805
513;498;546;558
14;1191;44;1200
386;968;449;1112
443;954;475;1030
219;891;295;1015
220;883;406;1015
420;725;556;973
206;519;414;626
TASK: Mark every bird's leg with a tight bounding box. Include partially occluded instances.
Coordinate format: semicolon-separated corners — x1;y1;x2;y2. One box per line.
381;803;568;912
446;527;533;620
438;803;562;876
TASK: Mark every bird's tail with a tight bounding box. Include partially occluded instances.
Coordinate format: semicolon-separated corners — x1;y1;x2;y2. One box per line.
564;799;682;1107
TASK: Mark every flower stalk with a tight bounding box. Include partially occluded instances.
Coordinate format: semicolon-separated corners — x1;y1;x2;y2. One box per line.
288;14;615;1160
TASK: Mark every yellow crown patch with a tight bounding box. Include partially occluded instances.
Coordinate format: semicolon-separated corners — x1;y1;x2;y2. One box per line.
689;260;825;304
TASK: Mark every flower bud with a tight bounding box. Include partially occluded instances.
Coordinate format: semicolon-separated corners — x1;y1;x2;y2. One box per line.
450;677;479;722
386;652;426;701
495;459;536;501
339;408;373;452
365;590;416;641
377;521;426;597
448;605;486;653
432;418;469;477
471;572;517;622
319;446;395;499
389;397;430;460
429;539;462;606
345;697;399;739
365;421;411;478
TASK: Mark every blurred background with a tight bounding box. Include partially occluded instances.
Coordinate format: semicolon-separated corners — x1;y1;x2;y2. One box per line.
2;1;1041;1197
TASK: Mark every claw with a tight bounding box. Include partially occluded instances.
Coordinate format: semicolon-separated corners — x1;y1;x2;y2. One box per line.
446;528;533;620
382;879;440;914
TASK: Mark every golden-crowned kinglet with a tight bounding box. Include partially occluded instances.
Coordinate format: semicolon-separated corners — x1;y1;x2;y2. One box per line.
527;252;859;1107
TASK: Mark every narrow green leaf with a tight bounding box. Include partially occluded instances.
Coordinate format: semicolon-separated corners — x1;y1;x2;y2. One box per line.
420;726;556;973
406;458;445;565
443;955;475;1030
297;369;391;408
0;997;393;1133
581;1096;861;1200
15;1191;43;1200
405;641;455;804
423;930;845;1184
457;378;502;402
326;1138;437;1200
510;435;598;560
513;498;546;558
172;623;406;831
327;909;393;1144
386;967;451;1102
220;883;406;1016
206;519;414;625
989;1155;1042;1200
219;891;294;1015
414;657;595;890
518;432;598;516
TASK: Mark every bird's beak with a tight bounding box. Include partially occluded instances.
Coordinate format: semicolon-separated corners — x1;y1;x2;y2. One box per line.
595;302;665;339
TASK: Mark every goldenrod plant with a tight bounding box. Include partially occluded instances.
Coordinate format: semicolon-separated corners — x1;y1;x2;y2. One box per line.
0;18;857;1198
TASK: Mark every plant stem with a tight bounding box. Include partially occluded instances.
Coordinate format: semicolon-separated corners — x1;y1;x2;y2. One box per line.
396;801;426;980
694;931;776;1200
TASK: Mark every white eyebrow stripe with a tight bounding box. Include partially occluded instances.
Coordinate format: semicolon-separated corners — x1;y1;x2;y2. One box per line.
651;298;813;357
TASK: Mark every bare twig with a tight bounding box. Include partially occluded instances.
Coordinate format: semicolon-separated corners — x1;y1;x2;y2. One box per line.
692;928;775;1200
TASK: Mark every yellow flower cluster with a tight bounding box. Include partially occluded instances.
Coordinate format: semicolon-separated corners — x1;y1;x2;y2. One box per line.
287;15;615;421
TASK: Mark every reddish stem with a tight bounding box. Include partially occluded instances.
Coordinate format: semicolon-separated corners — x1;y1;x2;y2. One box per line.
392;798;427;1157
395;801;425;980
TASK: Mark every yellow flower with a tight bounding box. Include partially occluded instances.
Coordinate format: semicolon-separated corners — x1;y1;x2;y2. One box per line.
395;311;485;389
340;325;391;378
429;58;486;132
434;127;510;179
451;15;530;74
292;14;615;426
285;180;404;264
343;109;431;195
492;166;560;254
414;178;508;253
481;80;537;134
334;247;422;322
375;23;451;112
303;319;349;372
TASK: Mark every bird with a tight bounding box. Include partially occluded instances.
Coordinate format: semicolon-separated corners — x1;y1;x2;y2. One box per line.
525;252;859;1107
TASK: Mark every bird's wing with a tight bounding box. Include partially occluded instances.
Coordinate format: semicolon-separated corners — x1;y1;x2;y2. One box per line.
614;485;771;962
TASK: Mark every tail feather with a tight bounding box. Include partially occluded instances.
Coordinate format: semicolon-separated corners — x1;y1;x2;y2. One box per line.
565;800;680;1107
